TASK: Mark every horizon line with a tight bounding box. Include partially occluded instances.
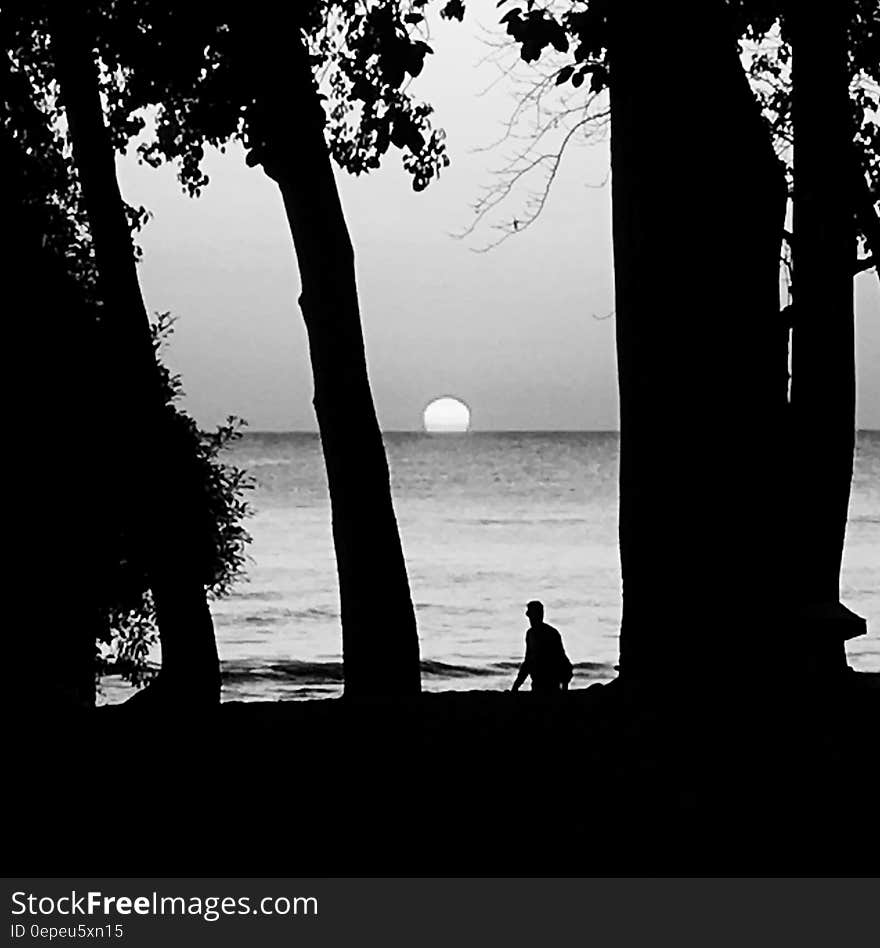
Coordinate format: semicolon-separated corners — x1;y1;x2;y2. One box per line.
243;427;621;435
237;427;880;435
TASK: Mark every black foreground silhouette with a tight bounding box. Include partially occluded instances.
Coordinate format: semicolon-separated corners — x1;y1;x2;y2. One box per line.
10;676;879;876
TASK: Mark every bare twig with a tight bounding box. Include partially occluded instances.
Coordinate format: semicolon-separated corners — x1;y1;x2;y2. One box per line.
457;14;611;251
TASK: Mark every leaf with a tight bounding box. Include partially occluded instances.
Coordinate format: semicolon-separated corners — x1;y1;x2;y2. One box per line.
589;68;606;93
441;0;466;21
549;25;569;54
556;65;574;85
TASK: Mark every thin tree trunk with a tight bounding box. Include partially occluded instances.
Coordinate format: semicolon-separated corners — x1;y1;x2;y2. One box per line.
788;1;866;664
249;37;420;697
52;16;221;704
609;1;788;684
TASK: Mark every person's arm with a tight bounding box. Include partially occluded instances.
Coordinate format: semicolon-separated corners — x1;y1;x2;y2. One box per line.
511;634;532;691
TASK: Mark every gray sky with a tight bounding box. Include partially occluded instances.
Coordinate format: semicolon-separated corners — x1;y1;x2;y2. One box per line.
117;8;880;432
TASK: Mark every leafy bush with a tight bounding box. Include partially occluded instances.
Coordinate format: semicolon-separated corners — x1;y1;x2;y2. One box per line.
96;313;254;687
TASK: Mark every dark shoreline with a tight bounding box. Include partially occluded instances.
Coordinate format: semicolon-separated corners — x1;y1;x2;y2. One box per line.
12;675;879;876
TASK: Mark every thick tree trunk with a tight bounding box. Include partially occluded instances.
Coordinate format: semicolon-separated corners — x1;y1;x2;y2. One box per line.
788;2;866;665
609;1;788;684
250;38;420;697
52;19;221;704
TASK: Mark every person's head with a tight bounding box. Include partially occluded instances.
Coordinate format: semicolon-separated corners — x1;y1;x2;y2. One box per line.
525;600;544;626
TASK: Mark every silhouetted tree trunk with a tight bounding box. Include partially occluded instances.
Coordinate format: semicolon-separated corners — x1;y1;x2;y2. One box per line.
609;1;788;684
52;17;221;705
247;36;420;697
788;1;866;665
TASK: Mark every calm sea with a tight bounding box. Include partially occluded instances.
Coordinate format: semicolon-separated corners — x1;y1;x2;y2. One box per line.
101;430;880;703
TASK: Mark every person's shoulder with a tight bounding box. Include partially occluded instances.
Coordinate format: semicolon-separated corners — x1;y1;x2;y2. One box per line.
543;623;560;635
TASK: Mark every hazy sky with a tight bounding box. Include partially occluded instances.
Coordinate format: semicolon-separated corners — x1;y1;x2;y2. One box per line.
117;7;880;432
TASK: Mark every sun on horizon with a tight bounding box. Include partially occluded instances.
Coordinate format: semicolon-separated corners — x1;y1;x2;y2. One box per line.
423;396;471;433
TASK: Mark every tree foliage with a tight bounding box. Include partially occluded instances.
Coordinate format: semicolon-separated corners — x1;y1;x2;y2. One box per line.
34;0;455;196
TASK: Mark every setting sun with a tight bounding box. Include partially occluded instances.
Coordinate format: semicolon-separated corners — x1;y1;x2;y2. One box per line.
423;397;471;433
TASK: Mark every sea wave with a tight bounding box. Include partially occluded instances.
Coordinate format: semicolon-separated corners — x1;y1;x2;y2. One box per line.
471;517;588;527
216;606;339;627
414;602;492;616
228;590;286;602
220;657;616;685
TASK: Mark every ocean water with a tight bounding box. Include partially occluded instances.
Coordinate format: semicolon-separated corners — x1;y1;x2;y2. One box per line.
101;431;880;702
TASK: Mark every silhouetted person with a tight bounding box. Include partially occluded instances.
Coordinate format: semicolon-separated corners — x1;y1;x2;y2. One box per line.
511;601;573;693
